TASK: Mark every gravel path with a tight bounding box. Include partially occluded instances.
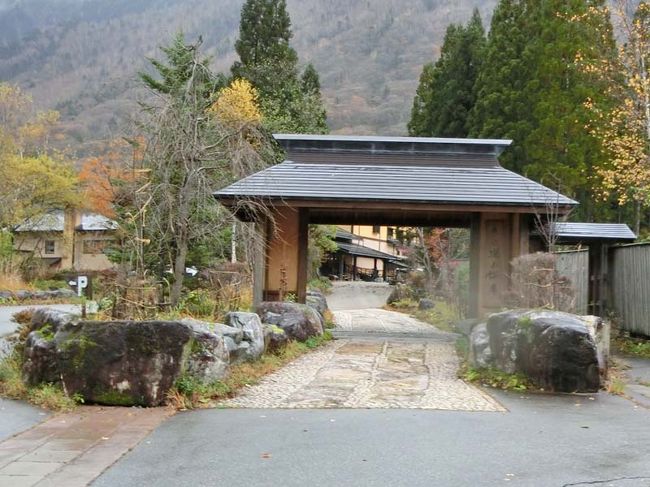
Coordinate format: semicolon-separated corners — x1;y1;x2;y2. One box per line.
221;309;503;412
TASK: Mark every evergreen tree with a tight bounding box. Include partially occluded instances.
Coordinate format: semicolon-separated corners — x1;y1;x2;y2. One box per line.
140;32;225;98
231;0;328;133
408;9;485;138
301;63;321;95
232;0;298;97
468;0;534;171
468;0;617;219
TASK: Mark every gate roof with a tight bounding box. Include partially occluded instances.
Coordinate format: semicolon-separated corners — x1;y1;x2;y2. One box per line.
215;134;577;210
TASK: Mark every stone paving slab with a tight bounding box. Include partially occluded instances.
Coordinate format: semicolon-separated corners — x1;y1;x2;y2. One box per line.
0;406;172;487
223;309;503;411
222;339;503;411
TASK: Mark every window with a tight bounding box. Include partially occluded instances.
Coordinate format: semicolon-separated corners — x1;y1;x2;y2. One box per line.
83;239;109;255
387;227;394;239
44;240;55;255
372;225;381;234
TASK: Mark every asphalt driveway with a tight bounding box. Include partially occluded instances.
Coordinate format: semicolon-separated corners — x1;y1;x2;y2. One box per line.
92;391;650;487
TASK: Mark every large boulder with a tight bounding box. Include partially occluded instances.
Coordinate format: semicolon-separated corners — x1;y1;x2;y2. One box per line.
306;290;329;317
224;312;265;363
468;309;608;392
22;319;229;406
256;302;324;341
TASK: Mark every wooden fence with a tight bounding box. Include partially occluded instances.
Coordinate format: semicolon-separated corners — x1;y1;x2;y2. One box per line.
554;244;650;336
609;243;650;336
554;250;589;315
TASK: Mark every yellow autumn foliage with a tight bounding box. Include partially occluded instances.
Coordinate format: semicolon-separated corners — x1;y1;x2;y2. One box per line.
209;79;262;125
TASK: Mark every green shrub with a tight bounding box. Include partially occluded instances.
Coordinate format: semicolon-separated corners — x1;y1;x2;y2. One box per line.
178;289;216;318
462;366;531;391
308;276;332;294
33;279;69;291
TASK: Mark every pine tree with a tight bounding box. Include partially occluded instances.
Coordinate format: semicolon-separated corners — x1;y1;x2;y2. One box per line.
140;32;224;98
408;9;485;138
231;0;328;133
231;0;298;97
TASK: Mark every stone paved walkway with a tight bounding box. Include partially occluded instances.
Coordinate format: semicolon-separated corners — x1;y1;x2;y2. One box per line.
0;406;171;487
222;309;504;412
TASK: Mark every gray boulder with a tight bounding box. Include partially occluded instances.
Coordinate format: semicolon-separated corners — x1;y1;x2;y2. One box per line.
30;308;78;333
22;320;229;406
418;298;435;311
263;324;289;353
386;284;412;305
306;290;329;317
468;323;492;369
470;309;606;392
225;312;265;363
256;302;324;341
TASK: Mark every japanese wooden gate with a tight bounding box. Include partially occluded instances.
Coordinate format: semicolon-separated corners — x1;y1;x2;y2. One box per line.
215;134;577;318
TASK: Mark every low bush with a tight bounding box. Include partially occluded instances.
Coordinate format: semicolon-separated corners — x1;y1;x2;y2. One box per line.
615;333;650;359
308;276;332;294
32;279;69;291
461;366;532;391
0;353;80;411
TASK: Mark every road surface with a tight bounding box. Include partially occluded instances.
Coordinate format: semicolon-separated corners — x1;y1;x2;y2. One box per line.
0;304;81;337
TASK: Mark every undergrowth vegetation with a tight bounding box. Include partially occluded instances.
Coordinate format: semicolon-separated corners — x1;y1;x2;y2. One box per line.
615;333;650;359
0;353;81;411
386;298;460;333
461;365;532;391
167;331;333;410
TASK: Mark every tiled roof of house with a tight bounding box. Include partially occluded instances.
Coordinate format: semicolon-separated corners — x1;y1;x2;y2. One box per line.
14;210;118;232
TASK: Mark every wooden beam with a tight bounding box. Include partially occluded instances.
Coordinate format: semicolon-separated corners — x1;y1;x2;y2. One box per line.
217;196;574;217
297;208;309;304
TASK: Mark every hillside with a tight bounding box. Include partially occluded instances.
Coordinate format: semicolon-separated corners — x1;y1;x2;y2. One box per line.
0;0;496;154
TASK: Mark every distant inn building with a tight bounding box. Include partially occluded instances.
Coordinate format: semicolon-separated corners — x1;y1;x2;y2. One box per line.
13;209;118;272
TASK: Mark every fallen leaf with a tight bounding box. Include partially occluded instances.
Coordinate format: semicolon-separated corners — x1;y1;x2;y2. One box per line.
261;453;272;459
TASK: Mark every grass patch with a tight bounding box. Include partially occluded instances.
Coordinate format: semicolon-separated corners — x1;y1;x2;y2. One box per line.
308;277;332;294
167;331;333;410
386;298;461;333
322;309;336;329
0;353;80;411
461;365;532;391
615;333;650;359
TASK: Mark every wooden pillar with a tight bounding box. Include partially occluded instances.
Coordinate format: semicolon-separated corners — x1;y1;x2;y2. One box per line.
471;213;517;318
252;219;267;306
264;205;308;303
588;243;608;316
338;253;344;277
297;209;309;304
382;260;387;281
468;214;481;318
353;256;358;280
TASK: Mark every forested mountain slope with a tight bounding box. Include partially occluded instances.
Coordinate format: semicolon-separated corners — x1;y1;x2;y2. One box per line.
0;0;495;152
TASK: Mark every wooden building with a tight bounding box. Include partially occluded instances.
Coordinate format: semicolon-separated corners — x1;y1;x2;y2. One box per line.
215;134;577;318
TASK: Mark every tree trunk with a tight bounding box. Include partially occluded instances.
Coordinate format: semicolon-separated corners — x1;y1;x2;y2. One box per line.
170;237;188;307
636;199;641;237
231;221;237;263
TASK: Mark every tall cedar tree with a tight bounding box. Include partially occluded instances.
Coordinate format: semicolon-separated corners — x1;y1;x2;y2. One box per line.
409;9;486;137
469;0;617;220
231;0;327;133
